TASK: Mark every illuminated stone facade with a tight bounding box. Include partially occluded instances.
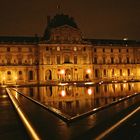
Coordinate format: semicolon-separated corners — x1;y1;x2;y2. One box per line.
0;14;140;85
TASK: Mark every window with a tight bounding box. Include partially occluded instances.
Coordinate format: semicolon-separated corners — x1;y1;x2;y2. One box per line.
103;48;105;52
83;55;87;64
18;58;22;65
19;71;22;75
128;69;130;76
103;57;106;64
104;69;106;76
120;69;122;76
112;69;114;76
94;48;96;52
83;47;86;51
119;49;121;53
74;55;77;64
57;55;60;64
7;47;10;52
7;71;11;75
119;57;122;63
18;47;21;52
104;85;107;92
74;47;77;51
111;48;113;53
46;47;49;51
127;57;129;63
64;55;70;63
95;69;99;78
94;57;97;64
29;70;33;80
46;56;50;64
57;46;60;51
111;57;114;64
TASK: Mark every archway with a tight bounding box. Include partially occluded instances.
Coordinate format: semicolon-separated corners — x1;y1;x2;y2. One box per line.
65;69;72;81
45;70;52;80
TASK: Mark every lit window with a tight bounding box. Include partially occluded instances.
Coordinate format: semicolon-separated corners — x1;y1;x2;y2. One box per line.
74;47;77;51
57;46;60;51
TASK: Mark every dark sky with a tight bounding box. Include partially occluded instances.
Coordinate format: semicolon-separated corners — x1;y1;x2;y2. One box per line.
0;0;140;40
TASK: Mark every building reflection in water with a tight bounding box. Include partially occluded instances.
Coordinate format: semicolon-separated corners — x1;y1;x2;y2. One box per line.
17;82;139;117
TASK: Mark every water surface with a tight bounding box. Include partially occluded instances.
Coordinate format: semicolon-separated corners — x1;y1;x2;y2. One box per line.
16;82;140;117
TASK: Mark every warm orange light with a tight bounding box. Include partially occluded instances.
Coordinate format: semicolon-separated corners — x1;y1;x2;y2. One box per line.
88;88;92;95
3;76;5;80
123;84;126;88
15;76;18;80
61;90;66;97
87;69;91;74
60;69;65;75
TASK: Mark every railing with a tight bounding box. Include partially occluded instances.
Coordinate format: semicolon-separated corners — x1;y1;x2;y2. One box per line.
95;105;140;139
6;88;41;140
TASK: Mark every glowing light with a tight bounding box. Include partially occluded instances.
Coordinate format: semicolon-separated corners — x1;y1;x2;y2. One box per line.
15;76;17;80
2;95;7;98
88;88;92;95
87;69;91;74
3;77;6;80
58;83;68;86
60;69;65;75
123;84;126;88
99;81;103;84
61;90;66;97
123;38;128;41
85;82;94;85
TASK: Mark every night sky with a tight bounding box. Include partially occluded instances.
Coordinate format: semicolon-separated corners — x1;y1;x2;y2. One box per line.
0;0;140;40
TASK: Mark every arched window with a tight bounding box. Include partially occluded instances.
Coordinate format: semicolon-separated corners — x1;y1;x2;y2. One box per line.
19;71;22;75
29;70;33;80
7;71;11;75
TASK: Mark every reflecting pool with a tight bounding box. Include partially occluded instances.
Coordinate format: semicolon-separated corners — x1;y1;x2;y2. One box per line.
16;82;140;117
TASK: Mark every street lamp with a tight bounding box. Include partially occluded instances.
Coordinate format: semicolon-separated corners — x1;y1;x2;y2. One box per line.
60;69;65;81
87;88;92;95
86;69;91;81
87;69;91;74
